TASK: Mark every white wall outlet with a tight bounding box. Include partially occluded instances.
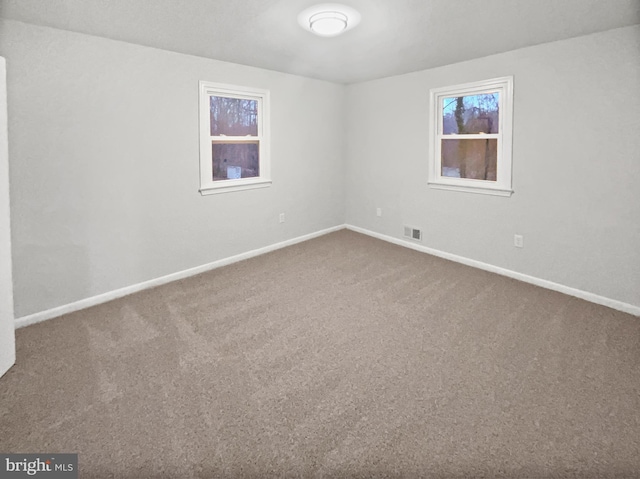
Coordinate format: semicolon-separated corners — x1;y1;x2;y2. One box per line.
376;208;382;217
279;213;285;223
514;234;524;248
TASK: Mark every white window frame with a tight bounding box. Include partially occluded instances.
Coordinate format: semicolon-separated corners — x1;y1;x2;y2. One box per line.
428;76;514;197
199;81;271;195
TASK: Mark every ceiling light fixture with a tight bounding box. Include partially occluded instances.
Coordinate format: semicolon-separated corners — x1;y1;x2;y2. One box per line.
298;4;361;37
309;11;348;36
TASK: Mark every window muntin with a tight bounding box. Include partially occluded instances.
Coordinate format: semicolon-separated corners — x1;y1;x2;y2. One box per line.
429;77;513;196
199;82;270;195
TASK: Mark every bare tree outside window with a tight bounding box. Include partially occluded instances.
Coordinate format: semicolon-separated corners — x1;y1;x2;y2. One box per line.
210;96;258;136
441;93;499;181
209;96;260;181
212;142;259;181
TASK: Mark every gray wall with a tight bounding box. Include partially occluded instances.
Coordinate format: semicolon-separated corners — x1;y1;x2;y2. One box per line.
2;19;638;319
345;25;640;308
0;20;346;318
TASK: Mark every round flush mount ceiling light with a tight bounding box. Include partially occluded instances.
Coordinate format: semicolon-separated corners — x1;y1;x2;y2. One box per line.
310;11;348;36
298;4;361;37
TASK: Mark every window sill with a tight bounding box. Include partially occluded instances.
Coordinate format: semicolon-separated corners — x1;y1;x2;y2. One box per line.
200;178;272;195
428;181;513;197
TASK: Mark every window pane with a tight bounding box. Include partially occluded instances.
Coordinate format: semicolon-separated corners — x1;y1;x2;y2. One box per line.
441;138;497;181
442;93;499;134
210;96;258;136
212;142;259;181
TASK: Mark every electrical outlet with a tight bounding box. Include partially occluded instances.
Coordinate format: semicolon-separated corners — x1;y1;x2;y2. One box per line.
376;208;382;217
279;213;285;223
514;234;524;248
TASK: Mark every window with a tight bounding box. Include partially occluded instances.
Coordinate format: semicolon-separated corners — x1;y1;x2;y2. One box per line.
429;76;514;196
199;81;271;195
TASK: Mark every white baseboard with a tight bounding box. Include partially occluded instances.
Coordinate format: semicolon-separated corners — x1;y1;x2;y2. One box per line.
346;224;640;317
14;225;346;329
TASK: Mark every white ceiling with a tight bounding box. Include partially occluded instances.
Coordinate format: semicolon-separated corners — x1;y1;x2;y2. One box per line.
1;0;639;84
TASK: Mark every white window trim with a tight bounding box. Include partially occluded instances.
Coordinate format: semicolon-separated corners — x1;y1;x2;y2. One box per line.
199;81;271;195
428;76;514;197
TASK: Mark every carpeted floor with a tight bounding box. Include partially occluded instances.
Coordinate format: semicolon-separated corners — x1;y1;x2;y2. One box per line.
1;230;639;478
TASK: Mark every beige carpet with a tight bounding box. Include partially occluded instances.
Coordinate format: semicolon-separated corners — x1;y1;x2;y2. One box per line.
1;230;639;478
